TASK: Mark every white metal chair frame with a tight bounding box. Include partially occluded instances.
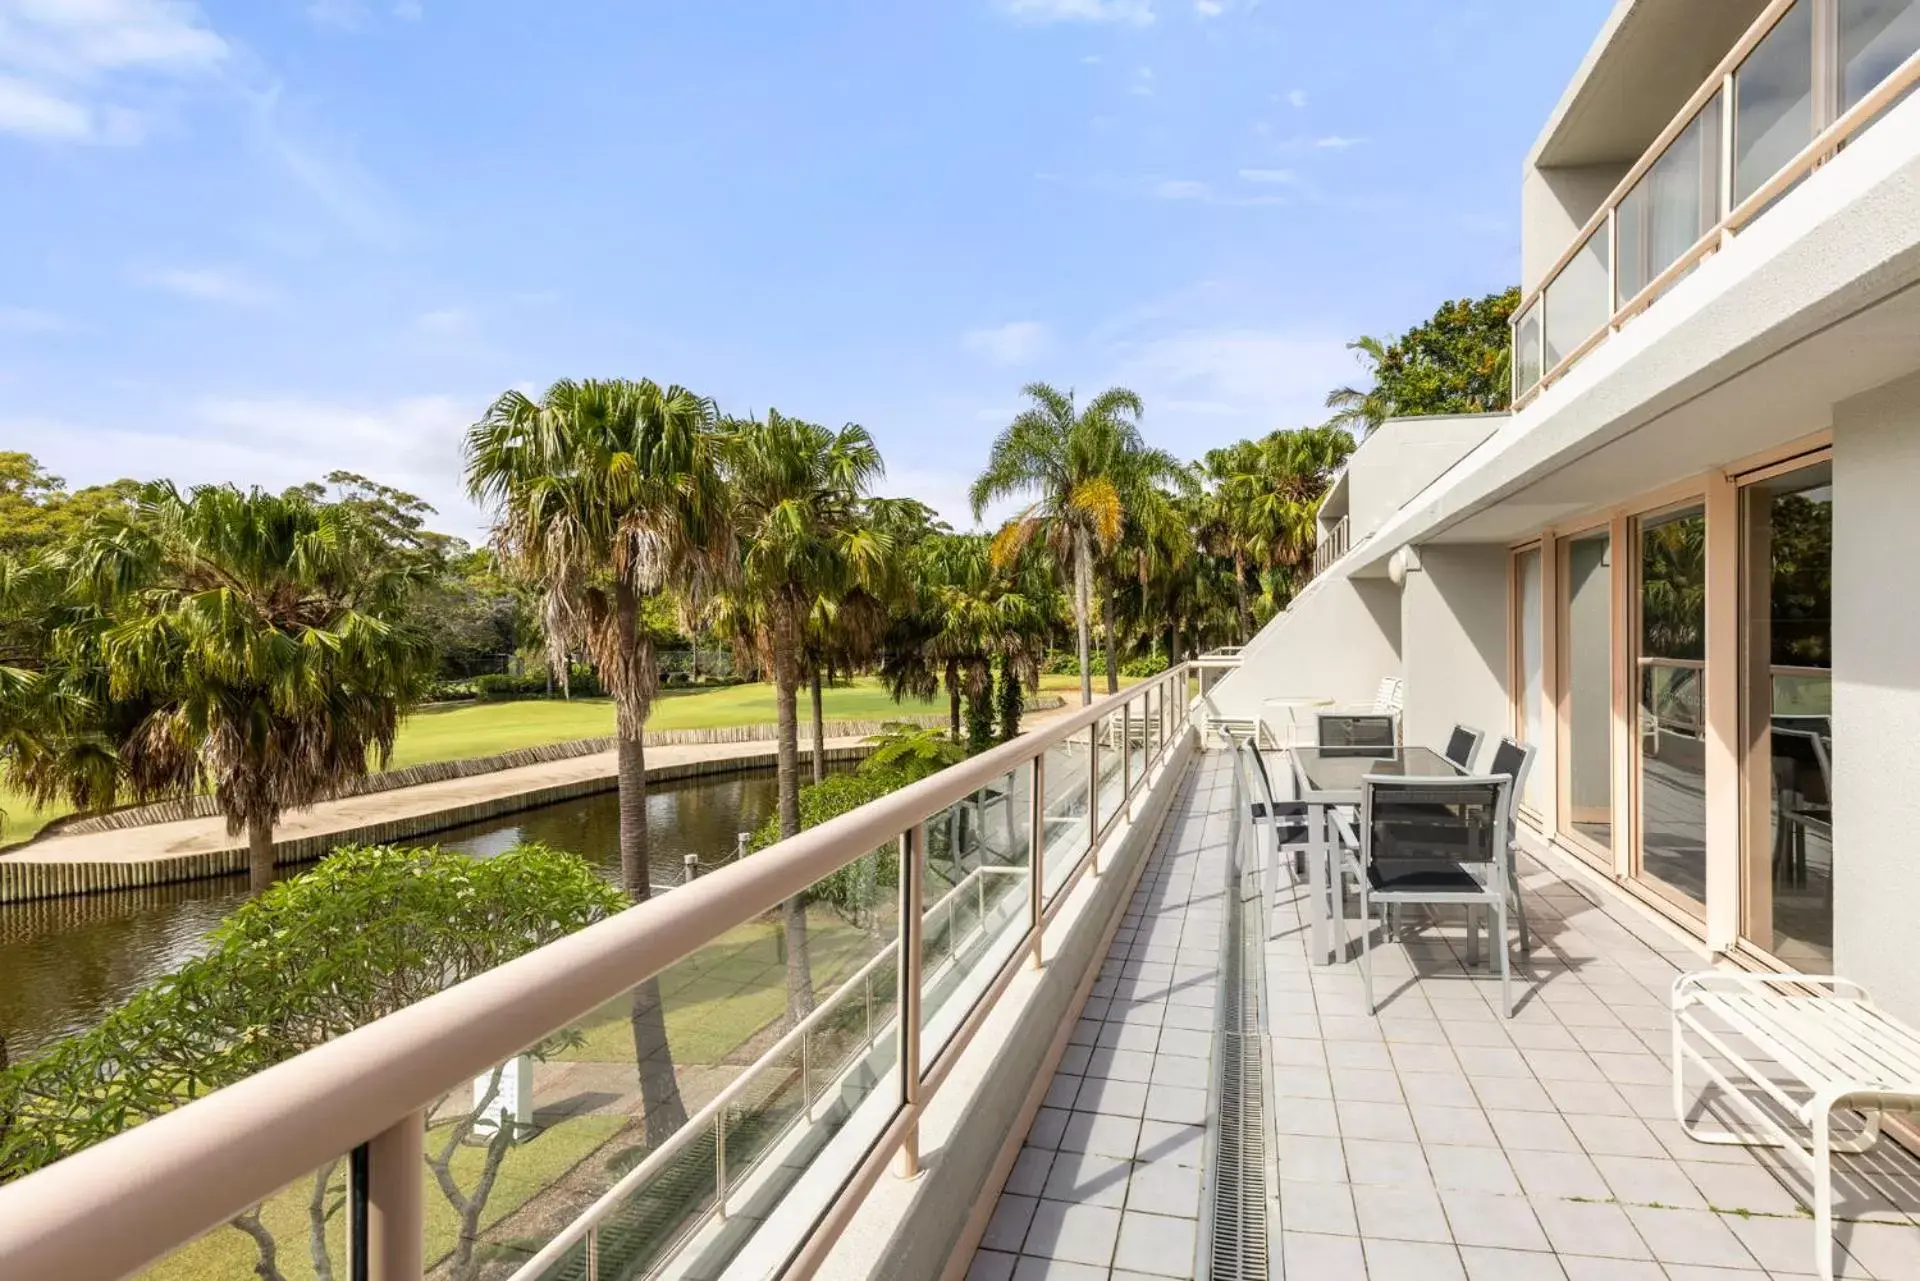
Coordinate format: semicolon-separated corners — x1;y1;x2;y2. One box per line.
1348;772;1518;1016
1231;737;1319;925
1443;723;1486;772
1672;971;1920;1281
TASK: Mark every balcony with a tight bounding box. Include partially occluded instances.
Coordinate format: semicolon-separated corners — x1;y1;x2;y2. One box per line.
5;669;1920;1279
1512;0;1920;408
1311;514;1351;581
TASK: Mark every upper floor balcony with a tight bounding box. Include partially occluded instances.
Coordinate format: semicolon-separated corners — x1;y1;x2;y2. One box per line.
1512;0;1920;408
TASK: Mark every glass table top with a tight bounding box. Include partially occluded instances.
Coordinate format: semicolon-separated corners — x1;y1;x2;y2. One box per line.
1290;745;1463;797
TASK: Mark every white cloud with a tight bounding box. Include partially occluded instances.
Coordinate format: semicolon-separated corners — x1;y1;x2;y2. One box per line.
1128;66;1155;96
1151;178;1210;201
248;87;409;246
134;266;278;307
962;321;1054;367
0;306;74;332
1313;134;1362;149
0;0;226;143
1108;329;1354;439
11;393;492;540
392;0;423;16
1286;87;1308;108
1194;0;1224;16
995;0;1155;26
1237;167;1295;185
1080;53;1102;64
413;307;474;336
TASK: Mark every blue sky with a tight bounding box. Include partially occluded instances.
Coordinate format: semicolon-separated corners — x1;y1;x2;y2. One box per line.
1;0;1609;542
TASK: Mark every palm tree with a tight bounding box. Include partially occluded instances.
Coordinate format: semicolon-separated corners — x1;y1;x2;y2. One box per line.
465;376;729;1149
724;410;888;1022
971;383;1179;706
1324;335;1393;435
42;483;437;891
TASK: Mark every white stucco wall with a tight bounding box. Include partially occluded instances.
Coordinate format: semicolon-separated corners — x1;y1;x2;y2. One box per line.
1831;371;1920;1024
1204;572;1402;728
1348;416;1505;546
1522;162;1630;296
1398;546;1513;761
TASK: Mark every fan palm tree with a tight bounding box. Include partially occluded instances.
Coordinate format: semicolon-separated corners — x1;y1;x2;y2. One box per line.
465;376;729;1148
971;383;1180;706
1324;334;1393;435
39;483;437;891
724;410;888;1022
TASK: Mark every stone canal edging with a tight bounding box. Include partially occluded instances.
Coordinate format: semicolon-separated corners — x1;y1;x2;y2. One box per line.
0;745;869;906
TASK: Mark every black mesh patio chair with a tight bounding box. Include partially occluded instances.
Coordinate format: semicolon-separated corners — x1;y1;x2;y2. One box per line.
1444;724;1486;772
1486;736;1539;957
1355;773;1518;1016
1228;737;1320;906
1317;712;1398;750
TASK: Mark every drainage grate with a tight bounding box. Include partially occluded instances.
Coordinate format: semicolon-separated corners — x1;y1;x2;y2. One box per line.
1203;855;1272;1281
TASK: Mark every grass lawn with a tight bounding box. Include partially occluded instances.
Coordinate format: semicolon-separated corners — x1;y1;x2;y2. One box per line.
140;1110;629;1281
0;672;1138;848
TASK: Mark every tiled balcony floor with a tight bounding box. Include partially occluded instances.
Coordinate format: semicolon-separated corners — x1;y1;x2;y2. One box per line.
970;749;1920;1280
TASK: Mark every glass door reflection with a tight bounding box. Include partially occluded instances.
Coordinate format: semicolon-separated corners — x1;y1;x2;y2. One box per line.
1561;531;1613;852
1741;462;1834;969
1633;505;1709;911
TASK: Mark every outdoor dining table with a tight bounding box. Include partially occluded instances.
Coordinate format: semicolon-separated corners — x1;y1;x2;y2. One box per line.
1288;744;1466;965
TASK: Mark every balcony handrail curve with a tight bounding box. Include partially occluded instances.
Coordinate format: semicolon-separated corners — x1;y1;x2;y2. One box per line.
1515;37;1920;410
506;862;1026;1281
0;666;1194;1281
1511;0;1798;326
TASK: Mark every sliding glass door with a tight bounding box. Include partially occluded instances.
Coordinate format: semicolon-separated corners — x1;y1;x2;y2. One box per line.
1740;461;1834;969
1633;505;1710;911
1560;530;1613;854
1513;546;1547;814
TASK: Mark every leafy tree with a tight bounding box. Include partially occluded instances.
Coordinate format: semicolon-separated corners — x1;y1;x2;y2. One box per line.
10;483;436;890
466;376;731;1147
859;722;967;782
971;383;1180;706
0;843;624;1281
1325;289;1519;432
722;410;889;1022
0;453;137;559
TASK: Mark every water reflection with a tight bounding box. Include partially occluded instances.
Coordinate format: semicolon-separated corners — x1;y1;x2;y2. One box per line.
0;766;833;1061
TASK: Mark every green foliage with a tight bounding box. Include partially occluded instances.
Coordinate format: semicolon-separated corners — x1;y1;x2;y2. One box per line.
859;723;966;781
0;454;138;560
996;654;1024;743
473;668;605;701
966;665;996;753
1326;289;1519;432
747;770;909;923
0;842;622;1180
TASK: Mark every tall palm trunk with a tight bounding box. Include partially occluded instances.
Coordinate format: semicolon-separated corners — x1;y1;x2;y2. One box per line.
809;667;826;785
1231;549;1254;642
773;614;815;1022
949;681;962;739
1103;584;1120;695
247;812;275;895
613;583;687;1146
1073;531;1094;707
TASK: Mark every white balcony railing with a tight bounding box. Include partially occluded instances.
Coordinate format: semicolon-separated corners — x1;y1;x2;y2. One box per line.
1311;514;1351;580
0;669;1200;1280
1512;0;1920;408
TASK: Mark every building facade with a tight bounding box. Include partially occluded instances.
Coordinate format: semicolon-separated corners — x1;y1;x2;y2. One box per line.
1212;0;1920;1021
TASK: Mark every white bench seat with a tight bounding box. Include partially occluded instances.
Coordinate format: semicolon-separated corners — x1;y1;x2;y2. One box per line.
1673;971;1920;1280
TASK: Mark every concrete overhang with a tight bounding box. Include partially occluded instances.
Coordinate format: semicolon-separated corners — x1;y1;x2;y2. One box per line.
1360;93;1920;570
1527;0;1769;171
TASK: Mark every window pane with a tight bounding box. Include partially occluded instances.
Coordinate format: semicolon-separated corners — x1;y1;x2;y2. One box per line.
1543;226;1610;370
1515;300;1543;393
1637;506;1708;908
1744;464;1833;970
1616;94;1722;309
1735;1;1814;205
1518;548;1546;811
1842;0;1920;112
1563;531;1612;850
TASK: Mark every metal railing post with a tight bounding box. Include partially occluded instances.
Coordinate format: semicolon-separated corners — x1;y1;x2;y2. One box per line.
586;1227;599;1281
353;1111;423;1281
1029;754;1046;968
802;1028;813;1121
1087;725;1101;870
1122;700;1133;802
897;824;925;1178
684;853;699;885
716;1107;729;1218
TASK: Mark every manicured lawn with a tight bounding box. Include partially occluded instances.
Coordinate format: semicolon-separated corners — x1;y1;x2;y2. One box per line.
0;672;1130;848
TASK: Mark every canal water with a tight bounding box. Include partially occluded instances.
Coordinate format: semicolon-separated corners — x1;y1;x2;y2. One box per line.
0;766;835;1063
